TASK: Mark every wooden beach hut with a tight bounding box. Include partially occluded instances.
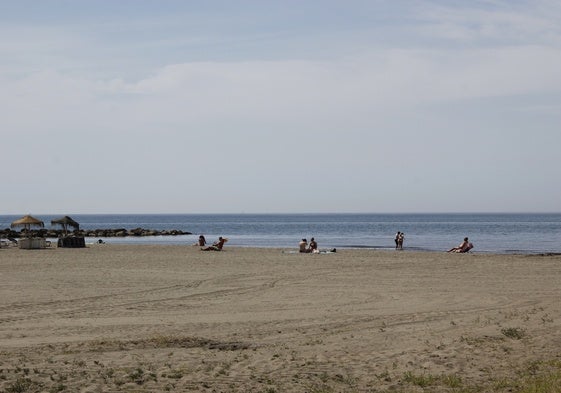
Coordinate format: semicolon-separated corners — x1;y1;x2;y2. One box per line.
10;215;48;249
51;215;85;248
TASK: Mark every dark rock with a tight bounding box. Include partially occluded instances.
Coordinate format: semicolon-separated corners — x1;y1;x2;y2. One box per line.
0;227;192;238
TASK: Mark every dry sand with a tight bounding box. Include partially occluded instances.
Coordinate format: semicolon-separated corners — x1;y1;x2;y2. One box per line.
1;244;561;392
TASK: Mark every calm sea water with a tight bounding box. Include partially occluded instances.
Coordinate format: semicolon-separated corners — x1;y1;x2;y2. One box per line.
2;213;561;254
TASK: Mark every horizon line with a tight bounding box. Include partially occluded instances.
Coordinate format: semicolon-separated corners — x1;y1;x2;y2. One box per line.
2;211;561;216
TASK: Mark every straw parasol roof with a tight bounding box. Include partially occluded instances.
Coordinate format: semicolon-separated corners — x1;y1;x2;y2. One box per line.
11;215;45;232
51;216;80;235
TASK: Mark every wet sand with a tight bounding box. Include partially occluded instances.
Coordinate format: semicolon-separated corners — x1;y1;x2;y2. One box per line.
1;244;561;392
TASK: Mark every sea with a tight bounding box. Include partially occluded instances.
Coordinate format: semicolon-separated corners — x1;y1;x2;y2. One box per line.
2;213;561;254
0;213;561;254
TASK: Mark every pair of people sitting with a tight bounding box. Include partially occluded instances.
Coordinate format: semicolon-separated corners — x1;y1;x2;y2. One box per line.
447;237;474;253
299;237;318;253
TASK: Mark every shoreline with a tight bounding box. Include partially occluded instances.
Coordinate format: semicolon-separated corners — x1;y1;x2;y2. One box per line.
5;238;559;256
2;245;561;391
5;237;559;256
39;240;561;255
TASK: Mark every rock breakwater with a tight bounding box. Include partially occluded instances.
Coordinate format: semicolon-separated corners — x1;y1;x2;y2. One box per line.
0;228;192;239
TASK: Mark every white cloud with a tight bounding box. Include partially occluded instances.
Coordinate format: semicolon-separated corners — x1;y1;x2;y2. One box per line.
97;46;561;120
3;43;561;153
415;1;561;46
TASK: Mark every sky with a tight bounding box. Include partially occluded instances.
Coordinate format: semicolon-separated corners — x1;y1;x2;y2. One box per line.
1;0;561;214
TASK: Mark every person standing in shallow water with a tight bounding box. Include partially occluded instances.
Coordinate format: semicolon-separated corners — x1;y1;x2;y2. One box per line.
395;231;401;249
398;232;404;250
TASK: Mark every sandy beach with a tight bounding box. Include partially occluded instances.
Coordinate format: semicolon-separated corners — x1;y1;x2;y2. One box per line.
1;245;561;392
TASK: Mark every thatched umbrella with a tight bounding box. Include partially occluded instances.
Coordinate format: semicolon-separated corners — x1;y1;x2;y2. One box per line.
51;215;80;235
11;215;45;236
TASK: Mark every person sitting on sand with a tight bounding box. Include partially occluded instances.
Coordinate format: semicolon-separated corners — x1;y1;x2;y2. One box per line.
299;239;310;253
447;237;474;253
197;235;206;247
202;236;227;251
309;237;318;253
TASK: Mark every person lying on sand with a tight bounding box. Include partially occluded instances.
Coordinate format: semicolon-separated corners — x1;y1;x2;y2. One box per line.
201;236;227;251
447;237;474;253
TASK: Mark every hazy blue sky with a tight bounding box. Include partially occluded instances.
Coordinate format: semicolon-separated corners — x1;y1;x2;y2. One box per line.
2;0;561;214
